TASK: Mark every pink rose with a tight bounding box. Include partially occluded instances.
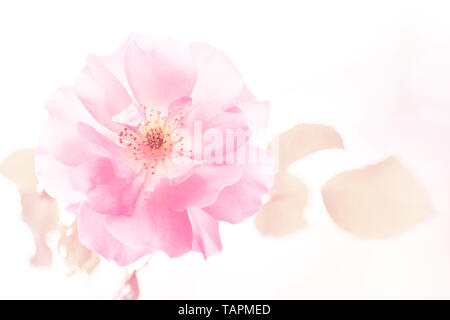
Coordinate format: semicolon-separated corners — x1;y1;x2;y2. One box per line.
36;34;273;265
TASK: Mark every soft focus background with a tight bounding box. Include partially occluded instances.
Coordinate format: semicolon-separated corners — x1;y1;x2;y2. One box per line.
1;0;450;299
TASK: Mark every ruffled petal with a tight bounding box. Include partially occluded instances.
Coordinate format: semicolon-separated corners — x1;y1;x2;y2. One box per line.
168;164;242;212
76;54;132;132
78;204;153;266
203;146;274;224
44;87;97;127
39;118;92;166
124;38;196;108
183;101;250;162
38;87;95;167
77;122;135;176
68;157;143;216
105;179;193;257
188;207;222;259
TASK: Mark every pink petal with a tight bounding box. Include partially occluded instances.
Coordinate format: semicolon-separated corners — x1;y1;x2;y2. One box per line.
168;164;242;212
105;180;193;257
254;173;308;236
322;157;434;238
58;220;100;275
188;207;222;259
69;157;144;216
76;54;132;133
234;86;270;136
112;102;143;128
45;87;97;127
97;34;152;96
203;147;274;224
124;38;196;108
38;87;95;167
183;101;251;161
78;204;153;266
77;122;134;175
22;191;60;267
168;96;192;116
115;271;140;300
189;42;244;103
0;149;37;192
39;118;92;166
35;152;84;204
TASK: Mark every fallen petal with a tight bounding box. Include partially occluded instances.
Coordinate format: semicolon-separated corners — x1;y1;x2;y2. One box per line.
322;157;434;238
255;173;308;236
269;123;343;171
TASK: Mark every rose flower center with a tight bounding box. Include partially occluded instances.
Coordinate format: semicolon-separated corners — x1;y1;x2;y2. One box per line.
118;107;191;175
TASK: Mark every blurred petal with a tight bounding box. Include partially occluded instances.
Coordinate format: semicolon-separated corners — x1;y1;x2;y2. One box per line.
255;173;308;236
269;123;344;170
35;152;83;204
58;219;100;275
0;149;37;192
322;157;434;238
21;191;60;267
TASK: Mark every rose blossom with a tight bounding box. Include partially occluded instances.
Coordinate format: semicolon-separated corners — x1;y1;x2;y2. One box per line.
36;34;273;265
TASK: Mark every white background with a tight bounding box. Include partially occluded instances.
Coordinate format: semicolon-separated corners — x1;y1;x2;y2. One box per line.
1;0;450;299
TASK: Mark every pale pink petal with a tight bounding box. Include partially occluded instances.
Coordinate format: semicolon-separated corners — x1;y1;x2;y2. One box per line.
112;102;143;128
168;96;192;116
35;152;84;204
322;157;434;238
105;180;193;257
255;173;308;236
125;38;196;108
269;123;344;170
115;271;140;300
189;42;243;103
39;118;92;166
168;165;242;212
234;86;270;136
69;157;144;216
45;87;97;127
97;34;152;96
38;87;94;167
188;207;222;259
76;54;132;132
204;147;274;224
78;204;153;266
77;122;135;175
